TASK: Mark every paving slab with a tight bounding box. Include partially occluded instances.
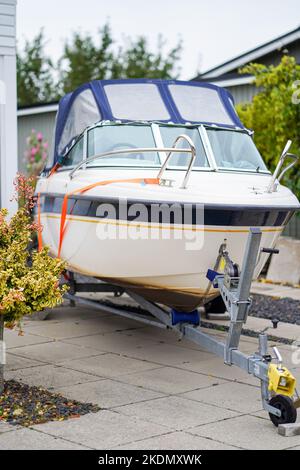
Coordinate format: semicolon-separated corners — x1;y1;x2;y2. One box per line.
33;410;169;449
181;354;259;386
9;341;105;364
3;329;53;349
64;332;214;366
181;381;262;413
0;422;17;434
6;353;44;371
251;281;300;300
59;353;161;379
119;366;226;395
56;378;165;408
63;331;155;355
190;414;300;450
114;395;239;430
6;364;102;390
23;316;145;340
0;428;89;450
114;430;239;450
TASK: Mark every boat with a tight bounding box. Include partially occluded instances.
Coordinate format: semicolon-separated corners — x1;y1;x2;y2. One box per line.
35;79;300;312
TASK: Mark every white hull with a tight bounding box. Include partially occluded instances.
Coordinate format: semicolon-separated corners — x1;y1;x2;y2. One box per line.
36;168;297;310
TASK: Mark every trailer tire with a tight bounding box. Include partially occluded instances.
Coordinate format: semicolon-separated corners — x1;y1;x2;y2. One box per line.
205;296;226;314
269;395;297;427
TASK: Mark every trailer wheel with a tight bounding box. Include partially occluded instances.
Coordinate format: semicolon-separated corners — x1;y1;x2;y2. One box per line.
269;395;297;427
205;296;226;314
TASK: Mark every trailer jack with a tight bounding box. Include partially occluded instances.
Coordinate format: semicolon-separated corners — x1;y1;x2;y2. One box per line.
65;228;298;428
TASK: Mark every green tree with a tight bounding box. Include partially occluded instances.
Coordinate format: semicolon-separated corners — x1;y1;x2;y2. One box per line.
59;24;115;94
110;35;182;79
60;24;182;94
17;30;57;107
236;56;300;197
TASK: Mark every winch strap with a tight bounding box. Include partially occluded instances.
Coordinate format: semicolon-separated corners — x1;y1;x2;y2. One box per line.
37;192;43;252
57;177;159;258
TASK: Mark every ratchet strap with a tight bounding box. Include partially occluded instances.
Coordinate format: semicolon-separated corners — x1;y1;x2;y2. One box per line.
57;177;159;258
37;193;43;252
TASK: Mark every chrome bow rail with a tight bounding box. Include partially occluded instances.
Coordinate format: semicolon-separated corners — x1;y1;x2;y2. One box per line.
69;134;196;189
267;140;299;193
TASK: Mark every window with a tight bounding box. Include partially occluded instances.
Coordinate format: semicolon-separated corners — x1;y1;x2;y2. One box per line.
104;83;170;121
206;129;268;172
58;89;101;154
62;137;84;167
87;125;160;167
168;84;233;125
159;126;208;167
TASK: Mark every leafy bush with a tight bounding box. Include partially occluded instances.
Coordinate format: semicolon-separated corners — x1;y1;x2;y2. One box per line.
236;56;300;199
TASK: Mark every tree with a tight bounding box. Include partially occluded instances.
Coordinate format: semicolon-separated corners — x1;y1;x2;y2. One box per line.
59;24;182;94
0;175;67;394
110;35;182;80
17;30;57;107
236;56;300;198
59;24;115;94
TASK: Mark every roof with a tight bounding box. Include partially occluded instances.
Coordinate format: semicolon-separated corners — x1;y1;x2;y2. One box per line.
53;79;245;164
196;25;300;80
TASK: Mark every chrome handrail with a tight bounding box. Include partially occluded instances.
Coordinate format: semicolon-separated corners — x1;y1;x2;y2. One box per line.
267;140;299;192
157;134;196;189
69;134;197;189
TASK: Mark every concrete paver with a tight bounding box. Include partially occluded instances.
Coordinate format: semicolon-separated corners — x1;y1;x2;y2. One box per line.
114;431;240;450
6;353;44;371
0;422;18;434
6;364;102;390
118;366;226;394
9;340;104;364
59;352;161;379
181;381;263;413
190;414;300;450
56;378;165;408
1;302;299;450
0;428;89;450
33;410;170;449
114;395;239;430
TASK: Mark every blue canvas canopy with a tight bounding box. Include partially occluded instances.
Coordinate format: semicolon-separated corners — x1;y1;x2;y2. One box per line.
53;79;245;164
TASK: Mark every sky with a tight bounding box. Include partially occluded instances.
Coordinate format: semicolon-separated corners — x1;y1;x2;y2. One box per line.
16;0;300;79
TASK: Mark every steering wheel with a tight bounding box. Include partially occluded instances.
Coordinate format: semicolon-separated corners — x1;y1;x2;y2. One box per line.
109;143;145;160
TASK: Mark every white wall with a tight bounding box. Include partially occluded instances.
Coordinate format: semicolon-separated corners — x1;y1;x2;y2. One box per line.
0;0;17;214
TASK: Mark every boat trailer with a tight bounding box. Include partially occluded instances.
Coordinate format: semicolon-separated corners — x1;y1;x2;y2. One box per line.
64;228;299;428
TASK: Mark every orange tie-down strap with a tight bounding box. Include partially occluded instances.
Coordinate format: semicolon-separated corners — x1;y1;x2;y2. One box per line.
56;177;159;258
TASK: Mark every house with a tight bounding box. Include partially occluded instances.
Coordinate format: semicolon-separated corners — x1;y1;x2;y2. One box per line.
0;0;17;213
193;25;300;105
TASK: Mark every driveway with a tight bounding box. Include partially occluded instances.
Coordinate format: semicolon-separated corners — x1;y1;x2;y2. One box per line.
1;302;300;450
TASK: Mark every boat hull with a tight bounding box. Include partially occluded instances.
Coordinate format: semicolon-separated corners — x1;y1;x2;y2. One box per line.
40;210;284;310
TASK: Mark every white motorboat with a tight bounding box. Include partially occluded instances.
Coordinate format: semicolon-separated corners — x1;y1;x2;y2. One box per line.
36;79;299;311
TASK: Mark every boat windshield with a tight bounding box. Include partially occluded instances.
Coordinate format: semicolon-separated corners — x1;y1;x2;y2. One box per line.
87;125;160;167
206;128;268;172
159;126;209;168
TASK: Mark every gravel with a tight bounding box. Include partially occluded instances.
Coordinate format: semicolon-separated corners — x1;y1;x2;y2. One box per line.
0;380;100;426
249;294;300;325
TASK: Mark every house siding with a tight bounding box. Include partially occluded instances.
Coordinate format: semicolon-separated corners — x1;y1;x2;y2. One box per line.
17;111;57;172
